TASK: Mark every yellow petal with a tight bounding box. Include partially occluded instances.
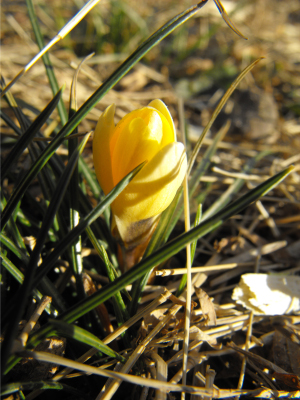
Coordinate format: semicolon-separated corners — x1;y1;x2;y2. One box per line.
112;142;187;241
148;99;176;141
93;104;115;194
111;110;163;186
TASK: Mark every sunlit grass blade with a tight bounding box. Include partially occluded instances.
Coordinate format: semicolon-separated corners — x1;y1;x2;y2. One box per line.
1;0;102;96
177;203;202;296
1;88;63;180
0;233;29;265
1;134;90;375
1;1;209;229
50;319;127;363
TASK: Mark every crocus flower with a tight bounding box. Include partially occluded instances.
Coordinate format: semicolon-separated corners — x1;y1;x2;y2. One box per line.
93;99;187;249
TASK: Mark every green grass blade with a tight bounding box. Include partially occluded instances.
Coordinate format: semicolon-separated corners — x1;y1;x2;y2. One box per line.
1;251;24;285
0;252;57;317
0;233;29;265
0;110;22;135
50;319;127;362
1;88;63;180
26;0;68;125
31;162;146;289
85;227;130;325
1;1;209;229
1;135;90;374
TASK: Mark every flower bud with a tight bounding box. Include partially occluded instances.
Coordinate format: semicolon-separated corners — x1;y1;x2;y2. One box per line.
93;100;187;250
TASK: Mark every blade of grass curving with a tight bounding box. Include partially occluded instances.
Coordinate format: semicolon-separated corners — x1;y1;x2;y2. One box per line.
4;166;293;374
31;162;146;289
1;0;210;229
177;204;202;296
1;88;63;180
187;58;262;177
213;0;247;39
1;135;90;376
50;319;127;363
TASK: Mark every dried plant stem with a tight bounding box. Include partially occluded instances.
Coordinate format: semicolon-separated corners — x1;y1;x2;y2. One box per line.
98;304;182;400
235;311;253;400
179;98;192;397
12;296;52;351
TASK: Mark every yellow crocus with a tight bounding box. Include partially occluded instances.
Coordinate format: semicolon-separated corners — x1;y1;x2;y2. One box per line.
93;99;187;248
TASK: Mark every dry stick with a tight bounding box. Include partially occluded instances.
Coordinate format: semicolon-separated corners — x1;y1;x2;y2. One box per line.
26;290;173;400
155;261;277;276
235;312;254;400
149;351;168;400
18;349;300;398
1;0;102;96
178;98;192;398
204;366;216;400
97;304;183;400
12;296;52;352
